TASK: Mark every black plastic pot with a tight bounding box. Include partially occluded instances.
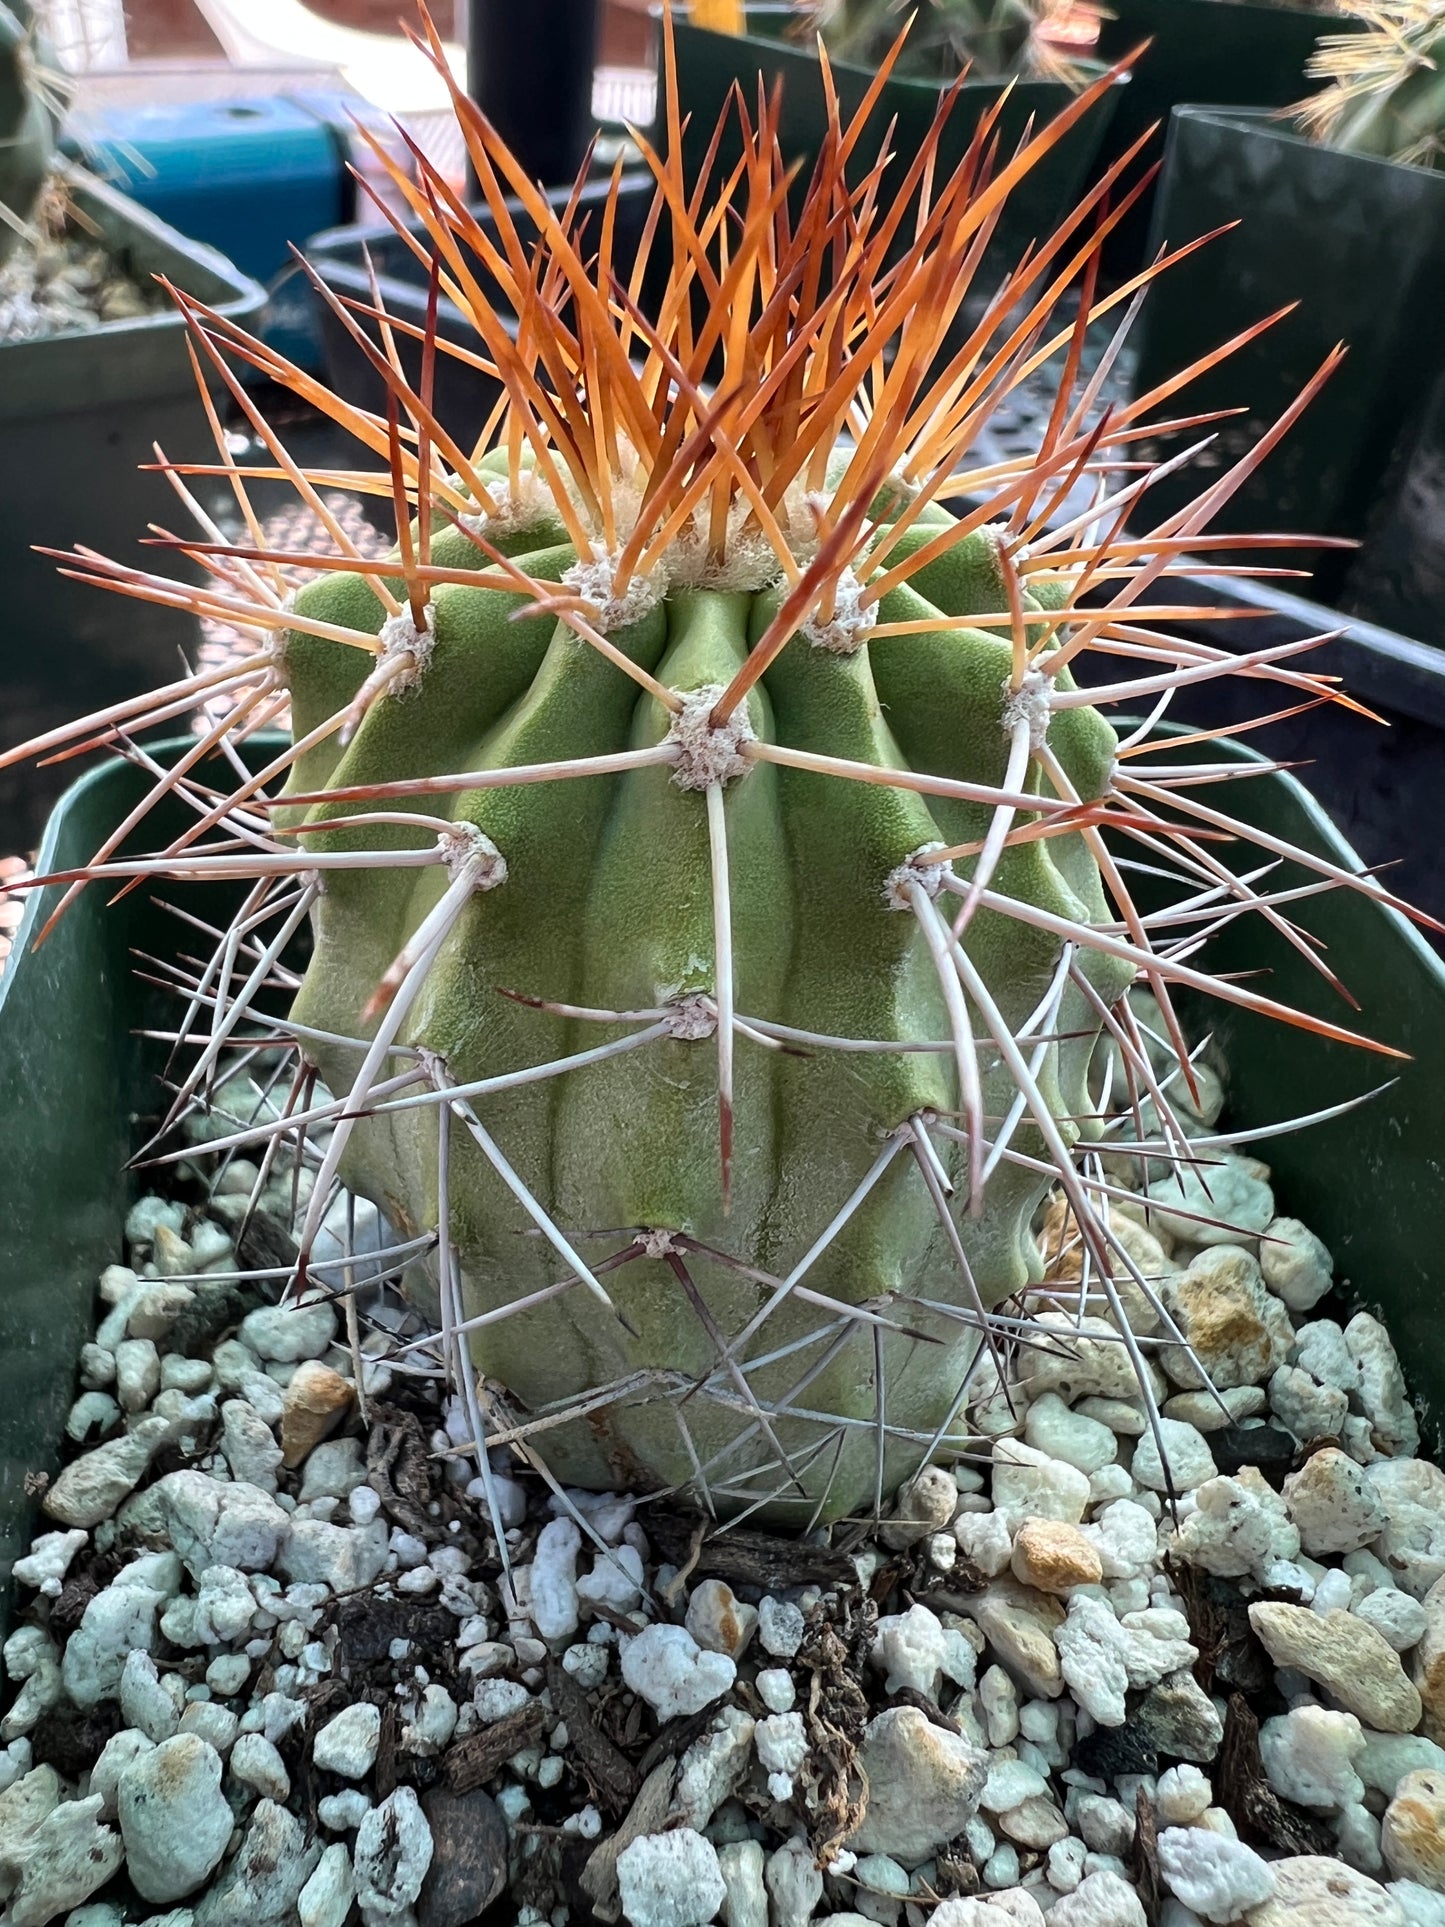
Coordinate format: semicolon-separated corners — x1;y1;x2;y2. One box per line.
1336;357;1445;651
670;4;1126;311
1090;0;1359;277
3;731;1443;1606
1075;571;1445;937
303;168;660;469
0;174;267;851
1129;107;1445;591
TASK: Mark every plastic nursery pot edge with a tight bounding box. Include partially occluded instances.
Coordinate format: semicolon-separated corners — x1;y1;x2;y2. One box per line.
1088;0;1364;279
1130;106;1445;587
2;731;1442;1627
0;170;268;854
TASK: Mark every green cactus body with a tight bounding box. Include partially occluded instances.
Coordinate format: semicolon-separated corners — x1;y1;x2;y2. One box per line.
806;0;1077;83
281;511;1132;1521
1299;2;1445;170
0;2;56;268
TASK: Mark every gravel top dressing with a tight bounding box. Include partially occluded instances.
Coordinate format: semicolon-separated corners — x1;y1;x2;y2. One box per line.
2;998;1443;1927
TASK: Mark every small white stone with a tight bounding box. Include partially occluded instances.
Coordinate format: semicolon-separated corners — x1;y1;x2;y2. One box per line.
1346;1315;1419;1458
43;1418;169;1528
1168;1469;1299;1581
313;1703;382;1779
621;1624;736;1721
1083;1500;1158;1582
880;1466;959;1549
1367;1458;1445;1600
576;1544;645;1615
616;1828;726;1927
1156;1765;1212;1826
685;1579;758;1659
12;1529;88;1595
1263;1711;1364;1811
1146;1156;1273;1248
980;1667;1020;1749
1072;1796;1135;1857
5;1792;122;1925
353;1786;433;1926
238;1298;337;1364
1047;1869;1145;1927
1025;1396;1119;1474
763;1836;822;1927
89;1729;154;1817
1156;1828;1274;1922
318;1789;372;1832
1354;1590;1429;1653
716;1839;767;1927
230;1731;291;1801
1270;1365;1348;1445
755;1711;807;1780
757;1596;805;1659
117;1734;233;1903
1260;1218;1333;1311
757;1667;795;1713
1130;1420;1215;1493
955;1511;1015;1578
873;1603;950;1698
1283;1448;1388;1556
674;1708;755;1832
1389;1883;1445;1927
562;1643;610;1690
981;1758;1049;1814
299;1841;355;1927
530;1518;582;1643
1337;1800;1384;1876
991;1441;1090;1531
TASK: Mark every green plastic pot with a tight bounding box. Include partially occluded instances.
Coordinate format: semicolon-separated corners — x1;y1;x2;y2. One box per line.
2;731;1442;1615
1090;0;1360;277
0;171;266;852
669;4;1126;314
1130;107;1445;593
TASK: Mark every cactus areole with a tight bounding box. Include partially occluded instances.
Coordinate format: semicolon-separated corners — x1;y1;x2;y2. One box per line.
14;11;1405;1528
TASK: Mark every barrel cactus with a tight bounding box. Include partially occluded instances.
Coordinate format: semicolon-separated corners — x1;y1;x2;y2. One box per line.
0;1;58;267
1295;1;1445;169
799;0;1089;81
9;13;1407;1526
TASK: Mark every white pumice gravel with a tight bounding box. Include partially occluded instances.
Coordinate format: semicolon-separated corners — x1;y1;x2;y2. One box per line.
5;1016;1445;1926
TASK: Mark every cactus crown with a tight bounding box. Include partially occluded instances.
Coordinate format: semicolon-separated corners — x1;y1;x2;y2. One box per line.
795;0;1092;82
1295;0;1445;169
6;7;1420;1530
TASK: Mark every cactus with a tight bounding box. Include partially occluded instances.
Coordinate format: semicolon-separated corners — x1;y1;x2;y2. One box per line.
1295;1;1445;169
0;2;58;268
798;0;1091;83
6;10;1416;1528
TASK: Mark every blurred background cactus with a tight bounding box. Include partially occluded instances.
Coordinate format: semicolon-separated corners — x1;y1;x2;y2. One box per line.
797;0;1092;80
1295;0;1445;167
0;2;61;267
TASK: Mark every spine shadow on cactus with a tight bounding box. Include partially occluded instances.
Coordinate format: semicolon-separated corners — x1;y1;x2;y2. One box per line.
3;2;1429;1534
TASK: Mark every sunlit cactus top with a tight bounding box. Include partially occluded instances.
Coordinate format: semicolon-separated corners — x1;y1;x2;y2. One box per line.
5;7;1418;1528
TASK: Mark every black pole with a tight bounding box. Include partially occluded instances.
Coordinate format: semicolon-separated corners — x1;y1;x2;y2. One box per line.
467;0;601;190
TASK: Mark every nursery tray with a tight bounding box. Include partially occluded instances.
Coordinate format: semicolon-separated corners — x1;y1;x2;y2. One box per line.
0;174;267;851
1;732;1442;1622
